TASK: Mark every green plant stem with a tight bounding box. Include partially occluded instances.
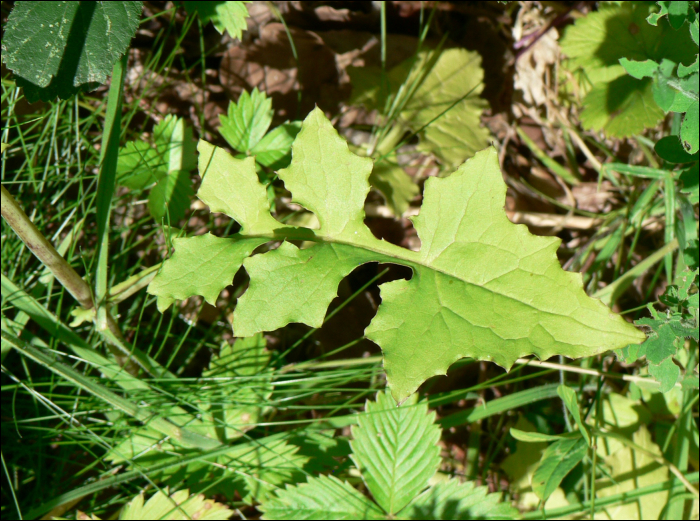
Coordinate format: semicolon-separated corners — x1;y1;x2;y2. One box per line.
663;175;676;282
1;186;93;310
108;263;161;303
514;357;678;389
3;330;221;451
94;55;127;327
593;238;679;305
666;350;696;518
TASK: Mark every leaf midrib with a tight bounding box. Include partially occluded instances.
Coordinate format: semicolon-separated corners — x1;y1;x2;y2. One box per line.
239;228;621;336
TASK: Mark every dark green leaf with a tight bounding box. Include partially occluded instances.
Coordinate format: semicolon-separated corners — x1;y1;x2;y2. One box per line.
2;1;142;102
655;135;699;163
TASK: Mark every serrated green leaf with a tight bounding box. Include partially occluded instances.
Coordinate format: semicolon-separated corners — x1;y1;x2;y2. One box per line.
259;475;385;520
350;392;440;515
636;307;682;364
201;333;272;442
227;438;309;504
561;2;696;137
678;55;699;77
557;385;591;446
219;88;273;153
154;115;198;173
234;242;374;336
119;488;233;520
2;1;142;102
149;108;645;402
148;233;266;312
278;110;374;238
251;121;302;170
184;1;250;40
404;479;518;520
105;426;181;465
532;437;588;502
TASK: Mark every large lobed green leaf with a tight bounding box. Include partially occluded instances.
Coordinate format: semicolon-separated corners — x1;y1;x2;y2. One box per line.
2;1;142;102
148;108;645;403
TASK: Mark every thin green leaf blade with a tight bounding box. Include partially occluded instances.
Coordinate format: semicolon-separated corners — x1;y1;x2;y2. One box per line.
510;428;579;443
226;439;309;504
219;88;273;152
557;385;591;446
532;437;588;503
350;392;440;515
